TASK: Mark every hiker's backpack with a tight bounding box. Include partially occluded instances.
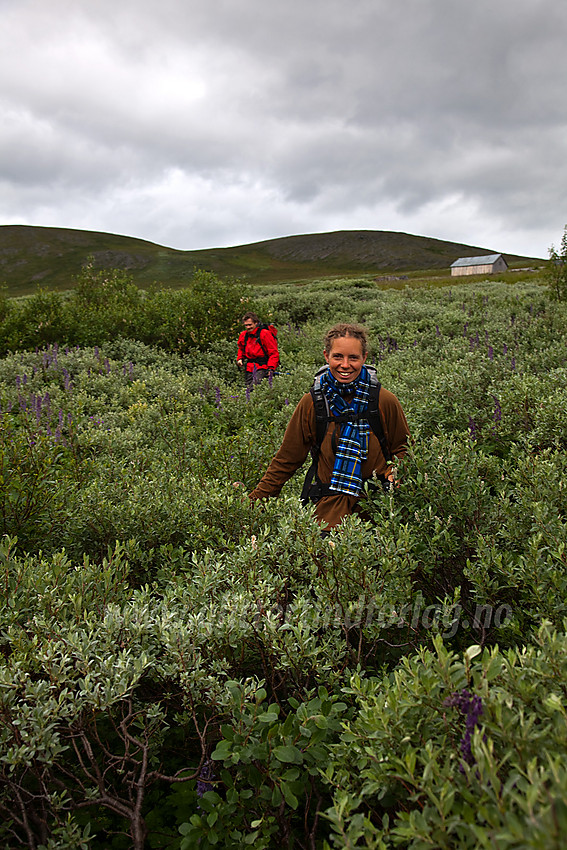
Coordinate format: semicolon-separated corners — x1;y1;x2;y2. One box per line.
300;364;392;505
245;323;280;368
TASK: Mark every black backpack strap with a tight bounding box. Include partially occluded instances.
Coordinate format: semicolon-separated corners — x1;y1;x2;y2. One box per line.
255;324;269;360
366;379;391;464
244;327;269;366
300;380;330;505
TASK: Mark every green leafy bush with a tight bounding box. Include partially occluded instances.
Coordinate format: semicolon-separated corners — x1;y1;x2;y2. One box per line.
547;224;567;301
324;626;567;849
0;267;249;355
1;276;567;848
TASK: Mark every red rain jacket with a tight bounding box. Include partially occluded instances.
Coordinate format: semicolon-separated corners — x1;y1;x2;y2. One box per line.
237;326;279;373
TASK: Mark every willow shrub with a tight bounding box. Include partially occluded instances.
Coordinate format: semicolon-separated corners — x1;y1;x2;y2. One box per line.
0;268;249;354
1;278;567;847
323;626;567;850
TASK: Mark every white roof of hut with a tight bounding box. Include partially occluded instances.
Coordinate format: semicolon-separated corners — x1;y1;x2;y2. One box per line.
450;253;505;268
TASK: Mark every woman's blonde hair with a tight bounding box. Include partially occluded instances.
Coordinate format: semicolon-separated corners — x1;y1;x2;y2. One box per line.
323;323;368;356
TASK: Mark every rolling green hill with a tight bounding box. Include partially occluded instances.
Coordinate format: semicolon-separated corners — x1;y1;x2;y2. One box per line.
0;224;543;296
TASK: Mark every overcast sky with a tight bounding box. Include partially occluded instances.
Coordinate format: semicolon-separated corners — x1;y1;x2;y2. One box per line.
1;0;566;258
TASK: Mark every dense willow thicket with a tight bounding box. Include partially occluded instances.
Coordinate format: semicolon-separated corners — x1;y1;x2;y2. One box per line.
1;276;566;848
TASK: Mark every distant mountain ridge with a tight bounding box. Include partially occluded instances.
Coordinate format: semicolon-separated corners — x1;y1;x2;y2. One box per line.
0;224;542;296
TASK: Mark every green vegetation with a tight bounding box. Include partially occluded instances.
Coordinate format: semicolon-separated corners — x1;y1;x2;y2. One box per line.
0;265;249;355
547;224;567;300
0;225;542;296
1;269;567;848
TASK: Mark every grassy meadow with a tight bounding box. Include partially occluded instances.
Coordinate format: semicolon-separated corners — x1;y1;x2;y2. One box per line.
1;266;566;849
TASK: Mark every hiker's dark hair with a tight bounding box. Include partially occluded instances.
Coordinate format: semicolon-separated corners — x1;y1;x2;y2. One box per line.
324;323;368;356
242;312;260;324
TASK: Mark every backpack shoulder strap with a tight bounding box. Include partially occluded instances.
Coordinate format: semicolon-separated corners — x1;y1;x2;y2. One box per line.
244;326;270;365
300;367;333;505
365;366;391;463
310;366;331;447
254;324;272;360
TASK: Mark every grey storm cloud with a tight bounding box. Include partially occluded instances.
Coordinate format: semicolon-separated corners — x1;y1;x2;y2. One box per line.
1;0;566;255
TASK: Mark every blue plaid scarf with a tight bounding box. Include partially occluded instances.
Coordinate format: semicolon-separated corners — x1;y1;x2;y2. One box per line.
320;365;371;496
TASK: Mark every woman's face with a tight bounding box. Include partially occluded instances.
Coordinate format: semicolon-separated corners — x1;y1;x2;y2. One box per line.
324;335;367;383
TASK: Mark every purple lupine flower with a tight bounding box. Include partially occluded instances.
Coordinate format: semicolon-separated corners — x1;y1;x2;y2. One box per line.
245;385;251;402
62;368;71;391
503;343;508;355
104;358;111;374
487;345;494;361
511;357;516;371
94;346;100;359
22;373;28;385
196;759;215;799
436;325;441;337
493;396;502;424
18;394;27;412
285;398;290;405
468;417;478;441
389;336;398;351
443;688;484;768
15;375;21;389
463;323;468;336
215;386;222;406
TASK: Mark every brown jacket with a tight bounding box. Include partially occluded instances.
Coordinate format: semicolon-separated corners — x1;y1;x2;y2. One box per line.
249;388;410;528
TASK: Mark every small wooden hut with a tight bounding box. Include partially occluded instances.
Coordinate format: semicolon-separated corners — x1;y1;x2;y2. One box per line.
450;254;508;277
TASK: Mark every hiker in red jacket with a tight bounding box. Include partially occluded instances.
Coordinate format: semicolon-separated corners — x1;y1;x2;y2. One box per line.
237;312;280;388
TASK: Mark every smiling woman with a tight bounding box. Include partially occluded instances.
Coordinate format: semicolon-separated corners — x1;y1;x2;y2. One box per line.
249;322;410;530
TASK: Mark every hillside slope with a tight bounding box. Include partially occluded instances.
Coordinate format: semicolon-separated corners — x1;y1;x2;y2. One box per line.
0;224;542;295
